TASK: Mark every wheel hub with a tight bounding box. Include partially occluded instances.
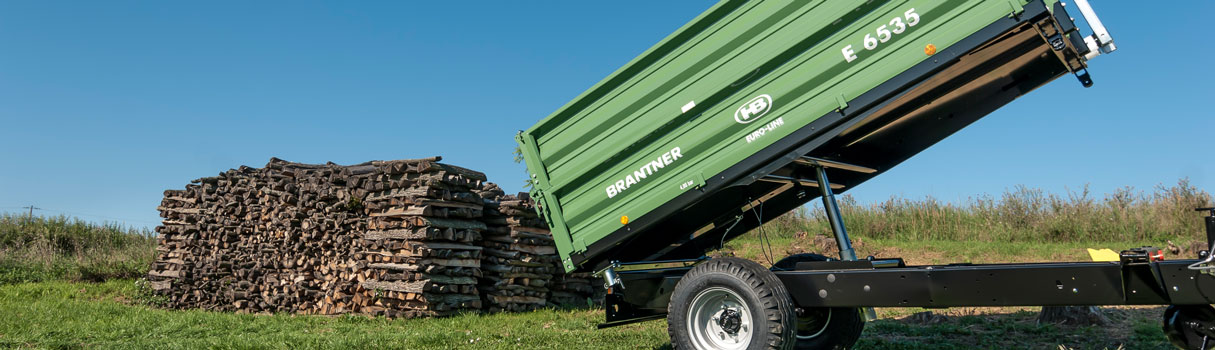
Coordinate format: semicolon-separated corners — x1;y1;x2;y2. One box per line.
796;307;833;339
718;308;742;334
687;287;753;350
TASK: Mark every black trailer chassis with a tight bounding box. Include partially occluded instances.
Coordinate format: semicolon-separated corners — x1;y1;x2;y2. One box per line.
602;209;1215;349
604;247;1215;322
597;158;1215;350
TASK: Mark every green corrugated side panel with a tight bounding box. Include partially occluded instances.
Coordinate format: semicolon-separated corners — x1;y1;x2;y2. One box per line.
515;131;579;270
518;0;1032;271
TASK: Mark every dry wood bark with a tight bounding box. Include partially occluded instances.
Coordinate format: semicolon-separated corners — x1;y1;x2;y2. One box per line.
149;156;603;317
474;184;560;312
149;157;487;317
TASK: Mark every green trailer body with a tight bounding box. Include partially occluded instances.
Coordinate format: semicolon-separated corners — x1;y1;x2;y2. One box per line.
517;0;1104;273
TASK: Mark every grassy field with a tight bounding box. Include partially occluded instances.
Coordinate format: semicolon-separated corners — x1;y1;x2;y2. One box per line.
0;181;1208;349
0;264;1173;349
0;214;155;284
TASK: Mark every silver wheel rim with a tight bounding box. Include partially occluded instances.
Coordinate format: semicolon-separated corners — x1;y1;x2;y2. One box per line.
686;287;753;350
796;308;832;339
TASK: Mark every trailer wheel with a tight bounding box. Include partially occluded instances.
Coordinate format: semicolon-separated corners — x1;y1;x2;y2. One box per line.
772;254;865;350
668;257;797;350
1163;305;1215;350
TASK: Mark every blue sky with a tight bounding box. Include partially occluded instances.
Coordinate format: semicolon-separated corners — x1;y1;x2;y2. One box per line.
0;1;1211;229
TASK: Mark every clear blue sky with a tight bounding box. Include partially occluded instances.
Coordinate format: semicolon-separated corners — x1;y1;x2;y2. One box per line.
0;1;1211;229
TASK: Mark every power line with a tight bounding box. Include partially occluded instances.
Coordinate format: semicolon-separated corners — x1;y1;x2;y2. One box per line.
22;205;40;219
11;206;161;226
49;209;162;226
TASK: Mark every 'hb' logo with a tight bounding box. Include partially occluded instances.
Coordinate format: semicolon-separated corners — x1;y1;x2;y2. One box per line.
734;94;773;124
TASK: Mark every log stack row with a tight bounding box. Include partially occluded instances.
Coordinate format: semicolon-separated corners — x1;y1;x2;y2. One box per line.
148;156;601;318
355;158;488;318
149;158;371;314
476;185;560;312
548;270;602;307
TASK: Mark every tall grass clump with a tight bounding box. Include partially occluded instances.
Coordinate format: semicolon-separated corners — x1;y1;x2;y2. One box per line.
766;179;1212;244
0;214;156;284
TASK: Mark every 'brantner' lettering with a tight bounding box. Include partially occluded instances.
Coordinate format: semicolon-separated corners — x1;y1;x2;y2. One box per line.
606;147;684;199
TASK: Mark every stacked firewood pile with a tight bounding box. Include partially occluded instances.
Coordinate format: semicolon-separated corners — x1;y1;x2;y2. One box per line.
548;270;602;307
476;184;560;312
354;158;489;318
148;158;371;314
148;156;604;317
149;157;489;317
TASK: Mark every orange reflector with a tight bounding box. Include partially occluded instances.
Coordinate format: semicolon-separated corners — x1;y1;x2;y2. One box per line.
620;215;629;225
925;44;937;56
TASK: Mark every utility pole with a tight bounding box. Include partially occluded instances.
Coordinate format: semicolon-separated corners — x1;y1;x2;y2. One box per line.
22;205;40;220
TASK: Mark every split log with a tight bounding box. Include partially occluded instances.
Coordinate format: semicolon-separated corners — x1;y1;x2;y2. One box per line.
148;156;488;317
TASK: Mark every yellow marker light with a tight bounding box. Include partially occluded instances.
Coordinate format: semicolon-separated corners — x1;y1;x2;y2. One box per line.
620;216;629;225
924;44;937;56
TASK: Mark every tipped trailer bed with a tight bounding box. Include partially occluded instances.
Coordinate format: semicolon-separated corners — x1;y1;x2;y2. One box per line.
516;1;1215;349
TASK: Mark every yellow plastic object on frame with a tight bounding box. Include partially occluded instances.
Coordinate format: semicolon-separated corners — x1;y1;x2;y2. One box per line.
1087;248;1119;262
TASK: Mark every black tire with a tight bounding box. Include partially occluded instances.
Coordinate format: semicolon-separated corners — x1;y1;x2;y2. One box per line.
772;254;865;350
668;257;798;350
1163;305;1215;349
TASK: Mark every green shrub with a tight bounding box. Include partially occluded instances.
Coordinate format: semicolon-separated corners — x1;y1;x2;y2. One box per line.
763;179;1212;243
0;214;156;284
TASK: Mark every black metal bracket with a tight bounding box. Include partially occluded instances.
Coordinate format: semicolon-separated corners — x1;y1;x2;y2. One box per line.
598;260;698;329
1198;208;1215;249
1039;1;1093;87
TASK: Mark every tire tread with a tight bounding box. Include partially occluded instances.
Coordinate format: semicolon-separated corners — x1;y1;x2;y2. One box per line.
668;257;797;350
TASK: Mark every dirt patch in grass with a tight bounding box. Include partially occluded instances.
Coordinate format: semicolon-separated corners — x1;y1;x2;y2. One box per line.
860;305;1169;349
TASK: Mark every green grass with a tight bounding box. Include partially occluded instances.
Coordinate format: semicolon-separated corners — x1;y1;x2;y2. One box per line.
0;278;1172;349
0;214;156;284
0;280;669;349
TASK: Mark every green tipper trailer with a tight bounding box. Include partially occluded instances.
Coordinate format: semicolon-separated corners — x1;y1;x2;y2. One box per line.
517;0;1106;274
516;1;1215;349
